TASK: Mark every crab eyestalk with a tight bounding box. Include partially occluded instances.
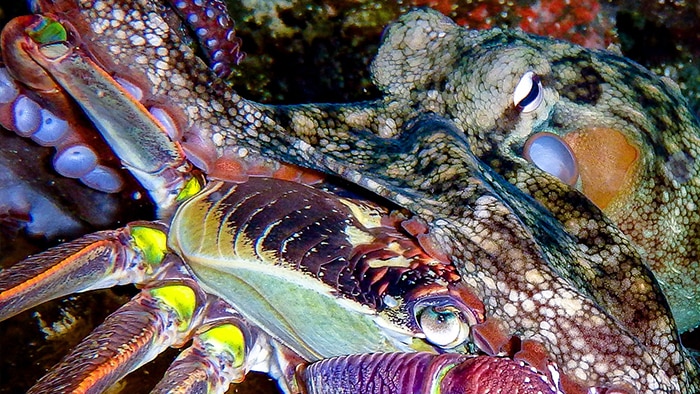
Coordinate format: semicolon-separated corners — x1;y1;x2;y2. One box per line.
14;15;191;213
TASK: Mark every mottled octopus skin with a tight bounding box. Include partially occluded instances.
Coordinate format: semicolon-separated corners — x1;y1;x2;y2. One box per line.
18;1;700;393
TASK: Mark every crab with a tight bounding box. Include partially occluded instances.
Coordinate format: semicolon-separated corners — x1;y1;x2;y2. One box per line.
1;0;700;393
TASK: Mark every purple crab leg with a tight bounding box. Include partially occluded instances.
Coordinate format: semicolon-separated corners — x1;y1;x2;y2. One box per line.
300;352;560;394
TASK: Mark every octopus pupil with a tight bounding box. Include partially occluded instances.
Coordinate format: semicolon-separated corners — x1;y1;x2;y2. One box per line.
517;74;541;110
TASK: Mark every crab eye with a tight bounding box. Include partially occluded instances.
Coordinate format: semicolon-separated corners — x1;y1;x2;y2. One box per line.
417;305;470;348
524;132;579;185
513;71;543;113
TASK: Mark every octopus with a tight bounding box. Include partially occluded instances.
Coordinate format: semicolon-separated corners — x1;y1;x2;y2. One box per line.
186;7;700;390
1;1;699;393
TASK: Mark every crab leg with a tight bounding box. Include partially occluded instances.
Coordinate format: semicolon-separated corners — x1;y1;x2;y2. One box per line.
28;283;202;394
2;15;190;212
151;297;269;394
0;18;127;193
299;352;559;394
151;324;247;393
0;222;169;321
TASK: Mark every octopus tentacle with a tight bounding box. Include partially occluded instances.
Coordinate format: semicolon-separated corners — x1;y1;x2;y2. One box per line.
166;0;244;78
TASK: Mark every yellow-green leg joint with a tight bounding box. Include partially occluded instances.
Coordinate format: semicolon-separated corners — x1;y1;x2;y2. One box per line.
176;176;204;202
429;362;457;394
200;324;247;368
150;322;251;392
131;226;168;268
149;285;197;332
27;16;67;44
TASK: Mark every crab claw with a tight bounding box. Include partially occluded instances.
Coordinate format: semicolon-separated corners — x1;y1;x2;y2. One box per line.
0;15;129;194
299;352;558;394
1;14;189;212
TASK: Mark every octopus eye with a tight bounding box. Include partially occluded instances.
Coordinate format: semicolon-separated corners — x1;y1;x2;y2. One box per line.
513;71;543;113
523;132;579;185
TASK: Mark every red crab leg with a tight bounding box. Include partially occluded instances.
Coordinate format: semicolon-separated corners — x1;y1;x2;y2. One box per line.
0;222;169;321
27;282;206;394
299;352;561;394
152;325;249;392
150;297;274;393
3;15;190;213
0;17;128;193
26;285;291;394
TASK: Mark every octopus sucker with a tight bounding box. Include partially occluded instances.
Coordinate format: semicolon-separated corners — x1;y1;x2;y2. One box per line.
0;76;124;193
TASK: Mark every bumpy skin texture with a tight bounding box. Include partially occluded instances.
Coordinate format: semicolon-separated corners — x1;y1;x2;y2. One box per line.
22;1;700;393
228;11;700;393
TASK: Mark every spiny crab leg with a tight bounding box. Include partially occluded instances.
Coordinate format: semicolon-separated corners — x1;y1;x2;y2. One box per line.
28;282;203;393
2;15;190;212
149;296;306;394
151;297;256;393
0;220;189;392
0;222;170;321
27;281;267;394
0;217;261;393
0;18;127;194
